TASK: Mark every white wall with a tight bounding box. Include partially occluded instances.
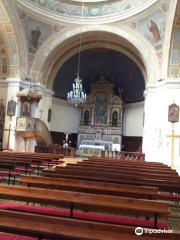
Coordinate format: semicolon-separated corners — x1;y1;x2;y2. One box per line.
123;101;144;137
143;78;180;166
51;97;81;133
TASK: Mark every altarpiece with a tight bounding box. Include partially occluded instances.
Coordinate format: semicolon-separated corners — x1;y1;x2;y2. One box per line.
77;76;123;151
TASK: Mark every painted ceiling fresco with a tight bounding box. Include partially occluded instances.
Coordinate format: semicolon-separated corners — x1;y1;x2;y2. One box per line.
54;48;145;102
16;0;156;21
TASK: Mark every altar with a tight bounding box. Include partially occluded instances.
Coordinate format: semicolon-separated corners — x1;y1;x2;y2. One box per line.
81;146;102;157
77;76;123;151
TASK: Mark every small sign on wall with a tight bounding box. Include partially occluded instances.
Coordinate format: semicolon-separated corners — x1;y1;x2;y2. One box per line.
168;103;179;123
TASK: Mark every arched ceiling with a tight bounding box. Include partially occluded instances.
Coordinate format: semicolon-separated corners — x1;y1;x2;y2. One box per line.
0;0;176;84
53;48;145;103
42;30;147;90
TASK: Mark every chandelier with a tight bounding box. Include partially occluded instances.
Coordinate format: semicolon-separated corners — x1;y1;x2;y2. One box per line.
67;75;86;106
67;2;86;107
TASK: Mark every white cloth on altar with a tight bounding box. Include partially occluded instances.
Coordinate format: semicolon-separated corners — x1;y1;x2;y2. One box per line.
79;144;105;150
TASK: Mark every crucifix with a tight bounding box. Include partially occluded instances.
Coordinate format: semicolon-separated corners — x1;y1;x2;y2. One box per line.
167;129;180;166
38;108;44;119
4;124;13;149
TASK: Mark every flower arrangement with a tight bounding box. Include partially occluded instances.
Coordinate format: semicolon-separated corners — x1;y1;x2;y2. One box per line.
63;143;68;148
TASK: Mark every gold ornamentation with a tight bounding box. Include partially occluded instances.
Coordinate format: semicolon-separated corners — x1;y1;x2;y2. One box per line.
162;4;168;13
5;25;13;33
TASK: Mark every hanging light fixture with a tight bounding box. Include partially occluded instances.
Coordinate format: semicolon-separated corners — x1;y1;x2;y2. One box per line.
67;2;86;107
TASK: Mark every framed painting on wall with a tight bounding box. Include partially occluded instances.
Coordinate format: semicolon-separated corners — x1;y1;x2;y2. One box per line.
7;98;16;117
168;103;179;123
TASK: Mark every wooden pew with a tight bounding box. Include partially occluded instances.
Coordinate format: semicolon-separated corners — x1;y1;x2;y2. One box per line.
0;152;64;171
0;209;178;240
0;185;170;229
20;175;159;200
0;162;21;185
65;163;178;177
91;157;168;166
42;170;180;193
73;161;176;173
60;165;178;179
54;167;179;181
0;151;64;161
85;158;171;169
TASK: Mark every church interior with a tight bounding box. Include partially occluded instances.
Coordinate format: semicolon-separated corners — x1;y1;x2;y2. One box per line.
0;0;180;239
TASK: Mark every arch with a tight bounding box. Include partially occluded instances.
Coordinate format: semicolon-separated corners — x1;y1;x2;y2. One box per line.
30;24;160;87
46;40;147;90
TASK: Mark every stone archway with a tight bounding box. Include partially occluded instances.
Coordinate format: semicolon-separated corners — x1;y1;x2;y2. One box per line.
30;24;160;88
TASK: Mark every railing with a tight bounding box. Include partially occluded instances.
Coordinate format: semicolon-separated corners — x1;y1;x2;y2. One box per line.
16;117;53;145
101;150;145;161
35;145;76;158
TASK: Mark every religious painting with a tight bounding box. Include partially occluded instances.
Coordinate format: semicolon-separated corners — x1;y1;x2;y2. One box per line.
47;108;52;123
7;99;16;117
23;16;53;54
94;94;108;125
137;9;167;52
168;103;179;123
84;110;89;126
21;101;31;117
27;120;33;130
18;119;26;130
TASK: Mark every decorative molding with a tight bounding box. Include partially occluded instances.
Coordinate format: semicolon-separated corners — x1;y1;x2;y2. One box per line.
14;0;158;24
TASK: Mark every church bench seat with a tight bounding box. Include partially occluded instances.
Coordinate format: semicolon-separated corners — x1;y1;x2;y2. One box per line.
15;168;34;174
0;203;169;230
54;167;180;181
0;171;21;185
159;193;180;202
0;163;21;185
73;161;177;173
0;209;177;240
0;233;48;240
87;158;171;169
42;170;180;193
83;159;172;170
30;165;46;169
0;176;6;182
0;185;170;229
20;175;159;200
60;165;179;179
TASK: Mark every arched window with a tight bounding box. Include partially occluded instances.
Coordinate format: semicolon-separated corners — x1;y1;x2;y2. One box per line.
84;111;89;126
112;111;118;127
